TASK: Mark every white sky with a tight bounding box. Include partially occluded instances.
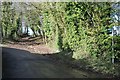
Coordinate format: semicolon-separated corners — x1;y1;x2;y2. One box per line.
0;0;120;2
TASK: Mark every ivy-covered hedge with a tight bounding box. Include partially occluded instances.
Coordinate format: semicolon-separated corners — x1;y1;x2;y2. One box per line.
42;2;115;59
41;2;120;76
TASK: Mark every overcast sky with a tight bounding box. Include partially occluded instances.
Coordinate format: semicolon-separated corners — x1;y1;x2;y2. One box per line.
0;0;120;2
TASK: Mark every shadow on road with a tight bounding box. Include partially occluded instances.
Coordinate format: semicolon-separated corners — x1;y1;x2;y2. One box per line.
2;47;107;78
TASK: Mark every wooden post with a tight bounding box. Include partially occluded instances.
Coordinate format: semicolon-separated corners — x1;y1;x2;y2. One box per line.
112;28;114;64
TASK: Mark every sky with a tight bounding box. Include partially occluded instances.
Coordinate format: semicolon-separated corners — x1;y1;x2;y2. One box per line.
1;0;120;2
22;27;34;35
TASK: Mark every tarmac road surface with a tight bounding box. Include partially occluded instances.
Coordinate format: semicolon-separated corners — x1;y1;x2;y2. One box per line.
2;47;106;78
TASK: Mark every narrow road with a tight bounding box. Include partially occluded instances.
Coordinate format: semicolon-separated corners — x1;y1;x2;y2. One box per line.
2;47;105;78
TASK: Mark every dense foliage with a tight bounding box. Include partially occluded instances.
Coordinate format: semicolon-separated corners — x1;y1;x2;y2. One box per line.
1;2;16;39
40;2;119;60
40;2;120;75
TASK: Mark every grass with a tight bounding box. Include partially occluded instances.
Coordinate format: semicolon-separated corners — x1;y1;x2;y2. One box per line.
47;50;120;77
